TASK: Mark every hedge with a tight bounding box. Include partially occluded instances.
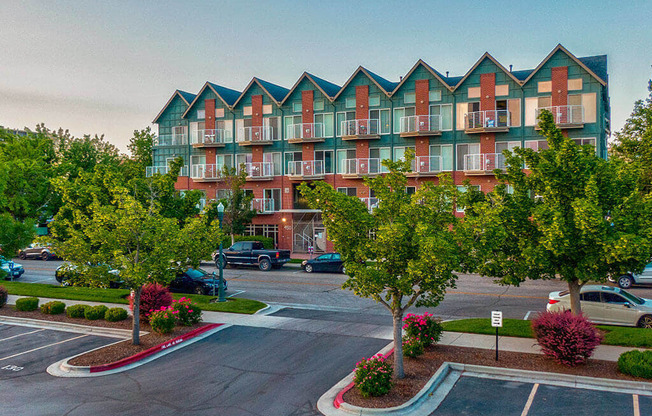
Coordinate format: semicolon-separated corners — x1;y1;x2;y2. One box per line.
15;297;39;311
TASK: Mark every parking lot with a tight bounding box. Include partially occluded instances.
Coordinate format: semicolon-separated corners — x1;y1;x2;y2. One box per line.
433;375;651;416
0;323;116;380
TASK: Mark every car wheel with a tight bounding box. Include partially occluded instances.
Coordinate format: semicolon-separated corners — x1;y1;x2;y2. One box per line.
19;252;26;260
194;285;205;295
638;315;652;329
305;264;313;273
259;259;271;271
617;275;634;289
40;252;50;261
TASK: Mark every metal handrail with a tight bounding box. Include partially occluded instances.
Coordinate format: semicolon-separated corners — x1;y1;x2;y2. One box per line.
399;115;442;133
360;197;379;212
535;105;584;125
145;165;189;177
341;158;383;175
239;162;274;178
286;123;325;140
236;126;275;142
287;160;325;176
341;119;380;136
463;153;506;171
154;134;188;146
190;129;232;145
464;110;510;129
413;156;442;174
251;198;275;213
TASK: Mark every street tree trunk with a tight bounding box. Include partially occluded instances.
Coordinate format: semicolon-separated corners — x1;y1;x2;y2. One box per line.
567;279;583;316
231;234;235;245
132;285;142;345
392;310;405;379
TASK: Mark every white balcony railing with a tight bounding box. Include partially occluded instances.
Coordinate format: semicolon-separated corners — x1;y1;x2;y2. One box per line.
238;162;274;179
465;110;510;130
154;134;188;147
287;160;325;177
190;164;225;181
412;156;442;175
190;129;232;145
463;153;506;172
286;123;325;140
251;198;275;213
341;119;380;137
145;165;189;177
399;115;442;134
236;126;274;143
360;197;379;212
341;158;383;176
535;105;584;125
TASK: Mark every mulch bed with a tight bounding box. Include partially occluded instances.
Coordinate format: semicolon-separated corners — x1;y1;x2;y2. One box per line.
0;305;205;367
344;344;648;409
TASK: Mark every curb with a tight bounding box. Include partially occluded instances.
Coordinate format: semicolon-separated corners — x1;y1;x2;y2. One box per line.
0;315;142;339
47;323;228;377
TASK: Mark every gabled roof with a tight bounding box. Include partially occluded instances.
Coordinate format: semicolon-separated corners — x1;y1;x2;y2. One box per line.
511;69;534;81
181;82;241;118
392;60;455;93
232;77;290;108
280;72;341;105
152;90;195;124
334;66;397;100
452;52;523;90
521;44;607;86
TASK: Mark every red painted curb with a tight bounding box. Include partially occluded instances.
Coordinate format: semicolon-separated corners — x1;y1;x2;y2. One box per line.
89;323;222;373
333;348;395;409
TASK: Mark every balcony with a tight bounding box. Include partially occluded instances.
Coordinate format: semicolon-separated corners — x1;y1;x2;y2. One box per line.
154;134;188;147
535;105;584;129
360;197;379;212
190;164;225;182
238;162;274;181
190;129;231;148
464;110;510;134
145;165;189;177
341;119;380;140
406;156;442;177
286;123;326;144
287;160;326;180
341;158;384;179
399;115;442;137
251;198;275;214
236;126;274;146
463;153;506;175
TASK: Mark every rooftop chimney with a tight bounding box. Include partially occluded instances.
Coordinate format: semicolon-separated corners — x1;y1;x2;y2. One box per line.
446;71;449;77
509;64;513;72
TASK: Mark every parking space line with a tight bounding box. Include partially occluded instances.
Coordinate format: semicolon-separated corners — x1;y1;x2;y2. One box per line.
520;383;539;416
633;394;640;416
0;329;45;342
227;290;246;298
0;334;89;362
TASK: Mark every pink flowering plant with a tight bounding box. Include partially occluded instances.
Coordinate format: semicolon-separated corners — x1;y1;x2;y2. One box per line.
149;307;176;334
402;335;424;358
402;312;443;347
353;354;393;397
171;297;202;326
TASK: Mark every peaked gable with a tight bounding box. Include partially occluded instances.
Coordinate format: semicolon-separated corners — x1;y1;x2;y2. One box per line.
153;90;195;123
181;82;241;118
522;44;607;86
280;72;341;105
452;52;523;90
334;66;397;100
232;78;290;108
392;60;455;94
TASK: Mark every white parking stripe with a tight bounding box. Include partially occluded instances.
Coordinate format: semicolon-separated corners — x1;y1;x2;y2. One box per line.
0;329;44;342
227;290;246;298
633;394;640;416
0;334;89;361
520;383;539;416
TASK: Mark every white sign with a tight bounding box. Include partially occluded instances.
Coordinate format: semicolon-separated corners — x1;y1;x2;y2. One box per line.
491;311;503;327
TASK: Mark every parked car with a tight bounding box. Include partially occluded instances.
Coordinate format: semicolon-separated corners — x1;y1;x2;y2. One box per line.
1;258;24;280
213;241;291;271
55;263;122;288
547;285;652;328
611;262;652;289
169;267;227;295
18;243;56;260
301;253;345;274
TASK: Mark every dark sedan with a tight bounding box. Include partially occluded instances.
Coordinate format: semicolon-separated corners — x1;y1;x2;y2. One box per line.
169;268;228;295
301;253;345;274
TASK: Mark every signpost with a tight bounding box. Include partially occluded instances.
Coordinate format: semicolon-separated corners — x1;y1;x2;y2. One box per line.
491;311;503;361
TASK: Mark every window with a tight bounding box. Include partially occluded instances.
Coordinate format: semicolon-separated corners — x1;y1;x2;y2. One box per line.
336;111;356;136
313;100;325;111
215;108;225;118
456;143;481;170
245;224;279;246
370;147;390;173
495;141;520;153
345;97;356;109
337;149;356;173
292;102;302;113
456;185;480;213
573;137;596;147
393;146;415;161
568;94;582;106
602;292;627;304
393;107;415;133
262;104;273;115
406;186;416;195
468;102;480;112
580;292;601;302
524;140;549;152
430;144;453;171
285;115;302;138
314;113;334;137
429;90;442;102
337;187;357;197
243;106;252;116
235;153;252;169
197;110;205;120
216;119;233;142
264;189;281;212
172;126;187;137
263;117;280;140
315;150;334;173
285;151;302;174
216;189;232;201
369;95;380;107
430;104;453;130
404;92;416;104
538;96;552;109
215;154;233;170
263;152;282;175
369;108;390;134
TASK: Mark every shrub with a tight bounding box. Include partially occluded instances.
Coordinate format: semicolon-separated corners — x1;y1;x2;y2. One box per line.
149;307;176;334
171;297;202;326
40;301;66;315
105;307;128;322
15;297;39;312
66;304;90;318
531;310;602;367
402;335;425;358
353;354;393;397
85;305;109;320
403;312;443;347
128;283;173;322
618;350;652;379
0;285;7;308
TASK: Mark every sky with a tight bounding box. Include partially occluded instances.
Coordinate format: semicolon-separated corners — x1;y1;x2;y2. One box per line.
1;0;651;154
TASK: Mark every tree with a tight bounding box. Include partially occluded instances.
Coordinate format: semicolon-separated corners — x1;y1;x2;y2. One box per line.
0;213;34;258
460;111;652;315
127;127;155;169
299;152;462;378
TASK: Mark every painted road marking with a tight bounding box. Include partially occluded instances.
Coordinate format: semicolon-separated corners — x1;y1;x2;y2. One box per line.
523;311;538;320
0;329;45;342
1;364;24;372
520;383;539;416
227;290;246;298
449;291;548;300
0;334;89;362
633;394;640;416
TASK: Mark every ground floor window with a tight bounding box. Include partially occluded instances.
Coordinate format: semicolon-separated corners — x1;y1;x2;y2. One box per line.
245;224;279;247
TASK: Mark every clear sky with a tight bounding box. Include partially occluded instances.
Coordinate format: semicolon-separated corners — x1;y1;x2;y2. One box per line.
1;0;650;153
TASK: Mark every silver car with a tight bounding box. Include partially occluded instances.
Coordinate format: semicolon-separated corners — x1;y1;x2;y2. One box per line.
547;285;652;328
613;262;652;289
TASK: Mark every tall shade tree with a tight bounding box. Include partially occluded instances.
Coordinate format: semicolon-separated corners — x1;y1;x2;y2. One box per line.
299;153;462;378
128;127;155;168
460;111;652;315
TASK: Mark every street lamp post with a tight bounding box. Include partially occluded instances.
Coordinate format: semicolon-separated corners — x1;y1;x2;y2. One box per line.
216;202;226;302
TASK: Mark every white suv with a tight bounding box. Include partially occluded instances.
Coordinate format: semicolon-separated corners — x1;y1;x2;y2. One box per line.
614;262;652;289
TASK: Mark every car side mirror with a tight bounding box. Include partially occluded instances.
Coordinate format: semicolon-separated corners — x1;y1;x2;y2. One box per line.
624;303;632;308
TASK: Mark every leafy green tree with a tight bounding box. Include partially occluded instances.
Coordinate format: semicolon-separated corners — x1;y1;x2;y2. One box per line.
299;152;462;378
460;111;652;315
127;127;155;169
0;213;35;258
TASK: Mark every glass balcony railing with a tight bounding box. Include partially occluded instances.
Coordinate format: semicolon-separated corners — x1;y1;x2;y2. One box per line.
145;165;189;177
286;123;325;141
341;158;383;176
341;119;380;137
399;115;442;135
190;129;232;146
464;110;510;130
154;134;188;146
535;105;584;126
287;160;325;177
463;153;506;173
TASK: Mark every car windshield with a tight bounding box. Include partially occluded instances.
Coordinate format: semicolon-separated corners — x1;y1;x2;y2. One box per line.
185;268;208;279
619;289;645;305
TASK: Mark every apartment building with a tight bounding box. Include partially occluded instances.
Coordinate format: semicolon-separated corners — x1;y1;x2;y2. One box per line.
149;44;609;257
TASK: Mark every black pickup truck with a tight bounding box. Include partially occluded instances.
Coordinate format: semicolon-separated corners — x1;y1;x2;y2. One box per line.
213;241;291;271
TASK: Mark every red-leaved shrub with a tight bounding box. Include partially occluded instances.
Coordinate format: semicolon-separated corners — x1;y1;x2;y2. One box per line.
531;310;602;367
128;283;173;322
